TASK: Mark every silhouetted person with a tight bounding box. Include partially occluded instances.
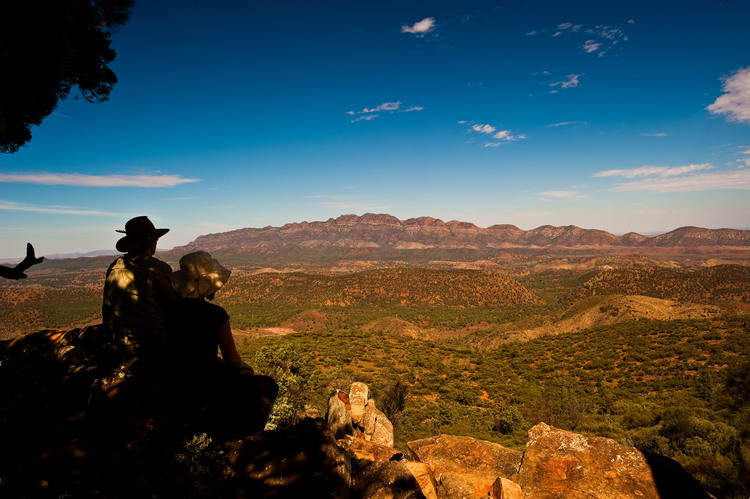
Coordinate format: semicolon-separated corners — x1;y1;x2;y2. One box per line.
168;251;278;435
0;243;44;279
102;216;175;362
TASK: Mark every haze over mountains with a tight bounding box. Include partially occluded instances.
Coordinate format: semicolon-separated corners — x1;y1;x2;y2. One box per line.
175;213;750;254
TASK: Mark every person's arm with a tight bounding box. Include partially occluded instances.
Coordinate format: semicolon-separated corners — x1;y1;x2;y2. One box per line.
0;244;44;280
217;319;254;375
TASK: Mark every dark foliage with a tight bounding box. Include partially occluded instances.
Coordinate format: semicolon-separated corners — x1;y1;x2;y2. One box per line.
0;0;134;152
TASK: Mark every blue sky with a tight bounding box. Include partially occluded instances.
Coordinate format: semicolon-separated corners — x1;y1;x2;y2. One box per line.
1;0;749;257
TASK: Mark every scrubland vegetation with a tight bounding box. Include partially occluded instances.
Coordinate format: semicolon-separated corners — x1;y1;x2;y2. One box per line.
1;261;749;497
239;317;750;498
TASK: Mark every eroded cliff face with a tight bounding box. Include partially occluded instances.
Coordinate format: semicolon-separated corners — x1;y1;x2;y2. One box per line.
0;327;711;498
175;213;750;255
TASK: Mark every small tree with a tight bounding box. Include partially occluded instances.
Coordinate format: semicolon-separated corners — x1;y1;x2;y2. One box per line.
0;0;134;152
253;344;319;430
378;379;408;431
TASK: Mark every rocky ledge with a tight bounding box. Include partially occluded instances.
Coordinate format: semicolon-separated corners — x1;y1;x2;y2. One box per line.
0;327;711;498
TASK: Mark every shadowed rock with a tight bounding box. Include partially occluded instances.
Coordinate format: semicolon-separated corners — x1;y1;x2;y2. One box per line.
405;434;523;498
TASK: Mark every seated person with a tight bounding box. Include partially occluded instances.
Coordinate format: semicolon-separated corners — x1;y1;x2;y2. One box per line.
102;216;175;362
168;251;278;434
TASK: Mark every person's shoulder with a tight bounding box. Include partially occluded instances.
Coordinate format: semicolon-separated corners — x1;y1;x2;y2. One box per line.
145;256;173;274
107;255;126;271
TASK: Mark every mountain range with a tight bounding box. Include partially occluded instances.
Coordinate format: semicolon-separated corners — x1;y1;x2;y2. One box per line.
174;213;750;254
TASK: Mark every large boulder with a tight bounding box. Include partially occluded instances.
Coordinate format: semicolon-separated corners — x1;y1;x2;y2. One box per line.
405;434;523;498
350;459;427;498
362;399;395;447
328;389;354;438
515;423;712;499
326;383;396;447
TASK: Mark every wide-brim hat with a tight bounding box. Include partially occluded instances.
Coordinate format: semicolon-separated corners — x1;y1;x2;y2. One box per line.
171;251;231;299
116;216;169;253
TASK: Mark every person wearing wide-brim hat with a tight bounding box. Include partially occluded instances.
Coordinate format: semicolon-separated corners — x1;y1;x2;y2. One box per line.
167;251;278;435
102;216;176;359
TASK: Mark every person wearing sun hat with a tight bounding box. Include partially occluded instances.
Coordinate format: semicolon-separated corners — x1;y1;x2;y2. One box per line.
167;250;278;435
102;216;176;359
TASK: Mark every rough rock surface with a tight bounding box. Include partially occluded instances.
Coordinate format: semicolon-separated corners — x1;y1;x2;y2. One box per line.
405;434;523;498
362;399;395;447
515;423;711;499
489;477;523;499
350;381;370;425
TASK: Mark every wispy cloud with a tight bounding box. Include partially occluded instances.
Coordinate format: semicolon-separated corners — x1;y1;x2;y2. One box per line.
401;17;436;37
306;194;385;211
529;21;628;57
546;121;587;127
639;132;667;137
0;173;201;187
0;200;118;216
538;190;585;199
593;164;713;178
707;66;750;123
593;163;750;192
347;101;423;122
351;115;378;123
549;74;582;91
464;121;526;146
582;40;602;54
363;102;401;113
605;170;750;192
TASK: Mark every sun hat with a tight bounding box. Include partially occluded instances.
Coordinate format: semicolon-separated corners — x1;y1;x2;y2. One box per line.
171;251;231;299
115;216;170;253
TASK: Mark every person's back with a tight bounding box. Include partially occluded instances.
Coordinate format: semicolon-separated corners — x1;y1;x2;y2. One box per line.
168;297;229;377
167;251;278;435
102;216;175;358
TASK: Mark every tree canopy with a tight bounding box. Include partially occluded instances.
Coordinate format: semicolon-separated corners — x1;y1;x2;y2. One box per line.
0;0;134;153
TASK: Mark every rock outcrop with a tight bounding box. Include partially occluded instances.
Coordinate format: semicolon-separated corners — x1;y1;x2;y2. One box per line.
405;434;523;497
513;423;711;499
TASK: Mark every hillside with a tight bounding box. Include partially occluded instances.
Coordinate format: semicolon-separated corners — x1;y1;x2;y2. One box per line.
221;268;541;308
579;264;750;305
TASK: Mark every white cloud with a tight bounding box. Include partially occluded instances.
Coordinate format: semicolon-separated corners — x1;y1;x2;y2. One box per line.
0;173;201;187
349;101;423;122
351;115;378;123
472;124;496;134
582;40;601;53
0;200;118;216
401;17;436;36
363;101;401;113
639;132;667;137
549;74;582;89
593;164;713;179
606;170;750;192
546;120;587;127
707;66;750;123
465;121;526;146
538;190;584;199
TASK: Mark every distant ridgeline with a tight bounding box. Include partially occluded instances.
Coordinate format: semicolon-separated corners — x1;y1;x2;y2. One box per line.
167;213;750;263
